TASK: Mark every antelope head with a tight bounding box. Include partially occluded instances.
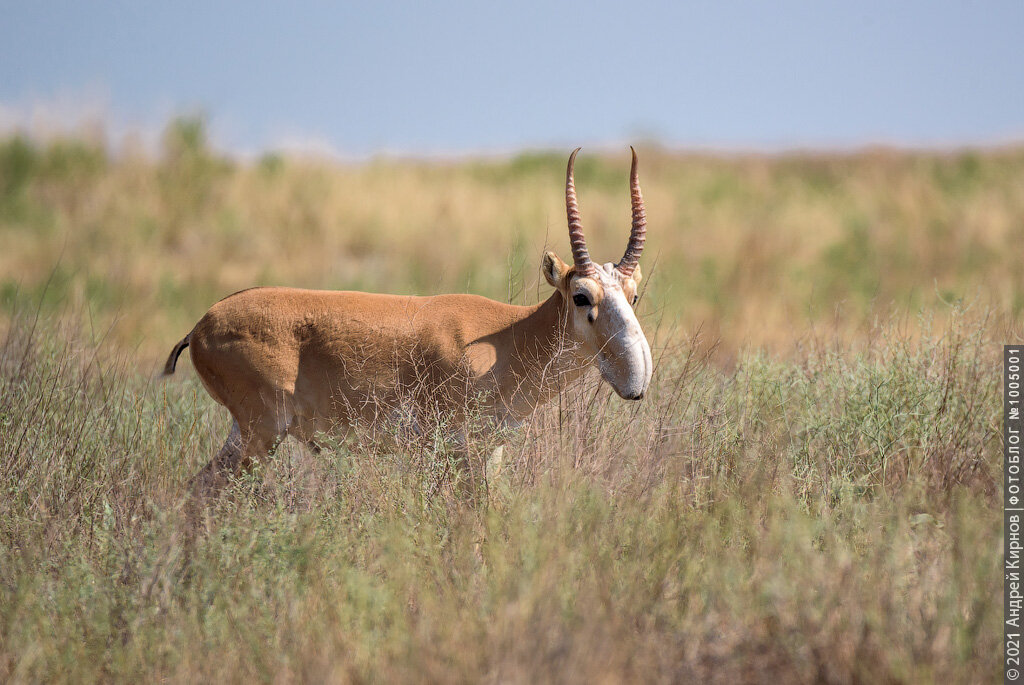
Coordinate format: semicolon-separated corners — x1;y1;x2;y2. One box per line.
542;147;653;401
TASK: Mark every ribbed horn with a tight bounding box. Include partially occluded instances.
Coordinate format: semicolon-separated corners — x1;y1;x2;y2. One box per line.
565;147;595;276
616;146;646;277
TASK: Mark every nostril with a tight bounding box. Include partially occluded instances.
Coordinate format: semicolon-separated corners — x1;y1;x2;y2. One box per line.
631;391;644;401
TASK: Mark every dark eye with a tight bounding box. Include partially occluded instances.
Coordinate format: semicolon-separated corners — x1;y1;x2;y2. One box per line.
572;293;591;308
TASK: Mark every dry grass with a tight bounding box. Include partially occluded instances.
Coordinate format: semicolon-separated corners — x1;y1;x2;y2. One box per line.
0;120;1011;683
2;120;1024;361
0;305;1002;683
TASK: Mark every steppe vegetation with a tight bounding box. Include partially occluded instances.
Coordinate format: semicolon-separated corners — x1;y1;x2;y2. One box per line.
0;118;1014;682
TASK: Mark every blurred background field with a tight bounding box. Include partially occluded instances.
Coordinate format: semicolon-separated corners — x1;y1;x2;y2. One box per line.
3;118;1023;366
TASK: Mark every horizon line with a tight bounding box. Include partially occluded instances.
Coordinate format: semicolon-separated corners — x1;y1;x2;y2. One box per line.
2;107;1023;164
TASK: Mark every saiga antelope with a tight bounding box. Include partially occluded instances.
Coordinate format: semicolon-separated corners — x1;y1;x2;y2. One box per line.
163;148;652;496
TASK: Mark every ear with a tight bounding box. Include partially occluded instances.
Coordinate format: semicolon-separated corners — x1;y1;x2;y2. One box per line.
542;251;569;289
631;263;643;285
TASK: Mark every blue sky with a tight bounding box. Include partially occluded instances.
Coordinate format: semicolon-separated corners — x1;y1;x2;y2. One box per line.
2;1;1023;156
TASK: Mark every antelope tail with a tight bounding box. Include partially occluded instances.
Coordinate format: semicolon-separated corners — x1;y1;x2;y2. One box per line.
162;334;190;376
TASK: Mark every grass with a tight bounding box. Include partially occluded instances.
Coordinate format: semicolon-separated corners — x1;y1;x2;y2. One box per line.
0;304;1002;682
0;120;1012;682
2;120;1024;361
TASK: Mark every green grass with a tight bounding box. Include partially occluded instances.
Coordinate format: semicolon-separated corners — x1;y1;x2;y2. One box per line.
0;304;1001;683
